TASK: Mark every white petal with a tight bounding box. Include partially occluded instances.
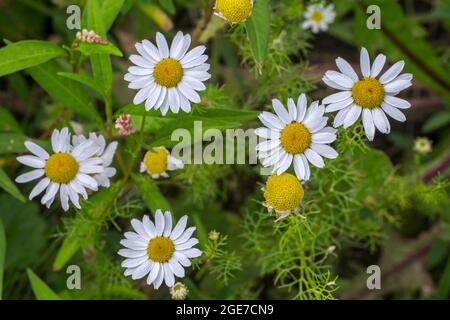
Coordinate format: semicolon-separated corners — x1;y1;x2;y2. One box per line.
174;227;196;245
24;141;49;160
379;61;405;84
177;81;201;103
147;262;160;285
287;98;297;121
16;155;45;168
336;57;358;82
296;94;308;122
325;97;353;113
325;71;354;89
322;91;352;105
168;258;185;278
384;80;412;93
272;99;290;124
118;249;147;258
15;169;44;183
322;76;349;90
310;143;338;159
258;112;284;130
372;108;388;134
132;260;153;280
41;182;59;204
293;155;306;180
276;153;293;175
163;211;172;236
170;215;188;240
163;263;175;287
29;177;50;200
304;149;325;168
131;219;151;240
362;108;375;141
156;32;169;58
381;103;406;122
370;54;386;78
384;95;411;109
360;47;371;77
311;132;336;144
343;104;362;128
155;209;165;236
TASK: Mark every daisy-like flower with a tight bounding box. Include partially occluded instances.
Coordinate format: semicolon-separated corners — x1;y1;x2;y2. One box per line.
72;133;118;188
124;31;211;115
414;137;432;155
140;147;184;179
118;210;202;289
214;0;253;24
322;47;413;141
301;3;335;33
255;94;338;181
170;282;189;300
15;128;103;211
263;173;304;221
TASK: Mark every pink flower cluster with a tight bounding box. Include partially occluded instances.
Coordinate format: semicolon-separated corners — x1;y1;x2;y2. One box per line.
75;29;108;44
115;114;136;136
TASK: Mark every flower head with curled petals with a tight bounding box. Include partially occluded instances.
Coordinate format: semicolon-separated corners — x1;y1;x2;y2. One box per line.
322;47;413;141
140;147;184;179
124;31;211;115
302;3;335;33
15;128;104;211
118;210;202;289
255;94;338;181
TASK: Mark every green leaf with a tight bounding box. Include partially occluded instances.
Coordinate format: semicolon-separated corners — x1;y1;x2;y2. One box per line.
422;110;450;133
0;219;5;299
58;72;104;97
0;133;49;155
0;40;65;77
0;168;26;203
245;0;270;69
101;0;125;32
159;0;175;14
0;194;46;270
85;0;113;96
27;268;61;300
437;255;450;299
74;41;123;57
0;107;22;133
132;174;171;212
27;60;102;121
53;237;81;272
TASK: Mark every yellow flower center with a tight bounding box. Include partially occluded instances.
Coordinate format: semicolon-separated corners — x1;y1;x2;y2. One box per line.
144;148;168;174
153;58;183;88
280;122;311;154
216;0;253;23
351;77;385;109
311;10;324;22
264;173;304;212
147;236;175;263
44;153;79;184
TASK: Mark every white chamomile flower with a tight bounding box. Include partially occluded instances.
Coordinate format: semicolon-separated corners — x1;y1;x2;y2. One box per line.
15;128;104;211
255;94;338;181
214;0;254;24
72;133;118;188
302;3;335;33
170;282;189;300
140;147;184;179
119;210;202;289
414;137;432;155
322;47;413;141
263;173;304;221
124;31;211;115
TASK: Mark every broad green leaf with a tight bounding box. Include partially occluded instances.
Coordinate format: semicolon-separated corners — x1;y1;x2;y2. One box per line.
245;0;270;69
27;60;102;121
159;0;175;14
100;0;125;32
437;256;450;299
74;41;123;57
0;219;5;299
53;184;121;270
132;174;171;212
0;168;26;203
192;213;208;250
0;40;65;77
0;133;49;155
85;0;113;96
0;194;46;270
27;268;61;300
58;72;104;97
0;107;22;133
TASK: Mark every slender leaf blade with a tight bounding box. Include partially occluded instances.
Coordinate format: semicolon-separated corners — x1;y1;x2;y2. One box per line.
0;219;5;299
245;0;270;68
27;268;61;300
0;168;26;203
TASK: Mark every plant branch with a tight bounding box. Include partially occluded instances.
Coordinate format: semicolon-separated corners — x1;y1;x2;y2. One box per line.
190;0;216;49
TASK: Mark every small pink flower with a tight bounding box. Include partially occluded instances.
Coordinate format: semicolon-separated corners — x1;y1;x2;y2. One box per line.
76;29;108;44
115;114;136;136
